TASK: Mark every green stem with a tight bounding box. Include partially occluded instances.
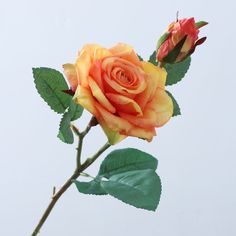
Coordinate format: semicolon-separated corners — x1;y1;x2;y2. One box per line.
31;119;111;236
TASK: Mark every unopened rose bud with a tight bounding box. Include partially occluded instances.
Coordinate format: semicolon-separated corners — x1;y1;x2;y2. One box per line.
156;17;208;64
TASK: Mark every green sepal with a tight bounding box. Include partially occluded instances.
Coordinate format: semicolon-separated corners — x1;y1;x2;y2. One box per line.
156;32;170;50
148;51;157;66
162;35;187;63
164;56;191;85
166;91;181;117
195;21;208;29
33;67;71;114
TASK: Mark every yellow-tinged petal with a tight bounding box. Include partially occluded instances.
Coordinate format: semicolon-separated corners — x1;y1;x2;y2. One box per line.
146;88;173;127
98;119;127;145
74;85;98;116
106;93;143;116
75;50;91;87
63;63;78;92
80;44;112;61
135;62;167;109
119;109;158;128
95;102;132;133
123;126;156;142
109;43;142;68
88;77;116;113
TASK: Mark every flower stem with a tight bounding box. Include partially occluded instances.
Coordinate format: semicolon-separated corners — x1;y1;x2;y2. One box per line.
31;119;111;236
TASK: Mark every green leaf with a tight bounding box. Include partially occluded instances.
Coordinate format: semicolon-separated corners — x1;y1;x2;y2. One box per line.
57;101;83;144
165;56;191;85
156;32;170;50
98;148;157;178
137;54;143;61
163;35;187;63
148;51;157;66
68;101;84;121
33;67;71;113
57;112;74;144
73;179;107;195
101;169;162;211
166;91;181;117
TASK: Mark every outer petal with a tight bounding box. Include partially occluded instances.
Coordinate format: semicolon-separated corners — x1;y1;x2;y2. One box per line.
109;43;142;68
63;63;78;92
98;119;127;144
135;62;167;109
146;88;173;127
88;77;116;113
75;50;91;88
95;102;132;134
119;110;158;129
122;126;156;142
73;85;98;116
106;93;142;116
80;44;112;61
120;88;173;128
76;45;112;88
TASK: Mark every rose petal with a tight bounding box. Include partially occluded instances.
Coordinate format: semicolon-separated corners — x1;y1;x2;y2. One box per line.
120;88;173;128
106;93;143;116
135;62;167;109
123;126;156;142
74;85;98;116
75;50;91;88
80;44;112;62
146;88;173;127
88;77;116;113
95;102;132;133
63;63;78;92
109;43;142;68
98;119;127;144
89;60;104;92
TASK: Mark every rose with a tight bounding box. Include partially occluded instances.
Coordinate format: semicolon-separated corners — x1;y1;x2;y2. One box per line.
157;17;207;63
63;43;173;144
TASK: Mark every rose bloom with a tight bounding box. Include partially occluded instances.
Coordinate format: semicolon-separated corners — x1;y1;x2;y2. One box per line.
64;44;173;144
157;17;206;63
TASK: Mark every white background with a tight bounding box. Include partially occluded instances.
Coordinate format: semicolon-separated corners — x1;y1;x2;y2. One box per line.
1;0;235;235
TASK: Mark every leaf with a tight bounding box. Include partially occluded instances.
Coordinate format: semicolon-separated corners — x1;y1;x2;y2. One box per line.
98;148;157;178
163;35;187;63
148;51;158;66
57;101;83;144
101;169;162;211
73;179;107;195
74;148;162;211
68;101;84;121
33;67;71;113
57;112;74;144
165;56;191;85
156;32;170;50
166;91;181;117
195;21;208;29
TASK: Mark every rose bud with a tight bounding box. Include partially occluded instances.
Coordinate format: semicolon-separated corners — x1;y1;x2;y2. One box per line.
156;17;208;64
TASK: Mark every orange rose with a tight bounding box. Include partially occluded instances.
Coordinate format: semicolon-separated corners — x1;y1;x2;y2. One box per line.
157;18;207;63
64;44;173;144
